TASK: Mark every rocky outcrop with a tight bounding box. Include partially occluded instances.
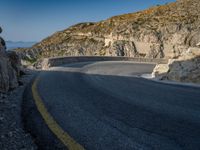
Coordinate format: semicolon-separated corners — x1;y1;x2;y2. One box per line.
16;0;200;65
152;47;200;83
0;27;21;92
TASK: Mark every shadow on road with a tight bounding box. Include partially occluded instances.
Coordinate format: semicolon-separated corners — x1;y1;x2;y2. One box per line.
22;69;200;150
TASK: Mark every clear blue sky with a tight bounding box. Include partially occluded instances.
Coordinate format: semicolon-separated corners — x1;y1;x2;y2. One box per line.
0;0;175;42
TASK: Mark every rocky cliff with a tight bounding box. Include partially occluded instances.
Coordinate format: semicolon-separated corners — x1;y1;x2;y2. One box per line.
17;0;200;64
0;27;21;92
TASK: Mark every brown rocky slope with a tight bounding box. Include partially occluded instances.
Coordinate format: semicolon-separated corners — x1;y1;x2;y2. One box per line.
17;0;200;65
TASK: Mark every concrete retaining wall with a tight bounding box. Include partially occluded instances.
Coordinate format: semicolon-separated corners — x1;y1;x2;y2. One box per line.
38;56;168;70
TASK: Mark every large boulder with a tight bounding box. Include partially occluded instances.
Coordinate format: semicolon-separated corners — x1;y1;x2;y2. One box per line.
0;57;18;92
152;47;200;83
152;64;169;79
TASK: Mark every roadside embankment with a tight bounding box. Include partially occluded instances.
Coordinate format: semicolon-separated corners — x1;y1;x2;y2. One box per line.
152;47;200;84
0;69;38;149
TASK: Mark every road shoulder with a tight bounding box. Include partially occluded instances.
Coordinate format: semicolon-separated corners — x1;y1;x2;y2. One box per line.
0;70;37;150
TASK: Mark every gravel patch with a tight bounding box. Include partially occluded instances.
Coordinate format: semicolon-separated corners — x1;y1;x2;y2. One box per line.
0;70;38;150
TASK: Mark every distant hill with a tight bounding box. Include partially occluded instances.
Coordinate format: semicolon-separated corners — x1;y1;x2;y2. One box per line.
6;41;36;50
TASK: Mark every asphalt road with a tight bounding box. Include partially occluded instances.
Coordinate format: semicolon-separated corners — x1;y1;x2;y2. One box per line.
25;61;200;150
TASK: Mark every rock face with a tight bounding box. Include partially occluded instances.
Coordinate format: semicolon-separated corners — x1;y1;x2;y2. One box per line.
152;47;200;83
16;0;200;64
0;28;20;92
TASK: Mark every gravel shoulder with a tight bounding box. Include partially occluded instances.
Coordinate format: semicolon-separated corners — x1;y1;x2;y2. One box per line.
0;69;38;150
141;74;200;88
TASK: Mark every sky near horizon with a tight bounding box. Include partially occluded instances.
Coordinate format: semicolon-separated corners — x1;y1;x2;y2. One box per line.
0;0;175;42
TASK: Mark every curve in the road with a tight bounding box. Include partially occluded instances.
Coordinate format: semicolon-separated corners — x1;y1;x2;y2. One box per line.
32;77;85;150
24;61;200;150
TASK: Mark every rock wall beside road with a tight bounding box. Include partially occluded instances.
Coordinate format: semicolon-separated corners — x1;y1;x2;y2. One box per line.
0;27;21;92
152;47;200;83
35;56;167;70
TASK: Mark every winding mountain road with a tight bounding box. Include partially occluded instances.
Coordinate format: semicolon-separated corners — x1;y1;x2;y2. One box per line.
24;61;200;150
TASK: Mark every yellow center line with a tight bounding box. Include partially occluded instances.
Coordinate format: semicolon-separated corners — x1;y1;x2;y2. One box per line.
32;76;85;150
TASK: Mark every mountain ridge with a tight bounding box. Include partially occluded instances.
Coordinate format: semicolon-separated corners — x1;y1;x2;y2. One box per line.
16;0;200;64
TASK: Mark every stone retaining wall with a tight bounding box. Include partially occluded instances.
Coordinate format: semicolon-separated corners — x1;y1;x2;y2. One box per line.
37;56;168;70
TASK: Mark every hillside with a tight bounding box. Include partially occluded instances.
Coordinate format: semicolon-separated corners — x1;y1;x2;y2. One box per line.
16;0;200;64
